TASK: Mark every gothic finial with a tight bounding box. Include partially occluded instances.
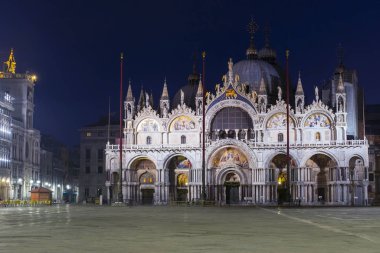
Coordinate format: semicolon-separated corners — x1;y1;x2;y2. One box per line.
161;78;169;100
337;73;345;92
196;78;203;96
296;71;304;95
126;79;134;101
259;76;267;94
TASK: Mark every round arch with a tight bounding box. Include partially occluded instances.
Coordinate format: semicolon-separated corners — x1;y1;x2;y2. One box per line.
300;151;339;168
167;115;198;133
207;139;257;169
162;153;195;171
205;99;257;132
263;111;296;130
135;116;162;133
264;151;300;169
301;111;334;129
127;155;158;170
215;167;248;185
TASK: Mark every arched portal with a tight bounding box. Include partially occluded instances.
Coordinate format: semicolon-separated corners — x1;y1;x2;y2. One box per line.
306;154;337;203
268;154;297;204
349;156;366;205
165;155;191;202
224;172;240;204
210;146;250;204
129;158;157;205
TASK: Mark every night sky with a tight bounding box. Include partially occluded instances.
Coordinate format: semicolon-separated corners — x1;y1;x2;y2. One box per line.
1;0;379;146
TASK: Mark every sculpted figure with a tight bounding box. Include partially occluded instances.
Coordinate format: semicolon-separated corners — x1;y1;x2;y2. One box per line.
277;86;282;101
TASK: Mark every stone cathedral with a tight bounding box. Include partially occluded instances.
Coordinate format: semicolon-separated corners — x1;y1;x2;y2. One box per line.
105;22;368;206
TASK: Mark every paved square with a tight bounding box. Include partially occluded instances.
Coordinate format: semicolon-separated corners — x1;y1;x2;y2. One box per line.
0;205;379;253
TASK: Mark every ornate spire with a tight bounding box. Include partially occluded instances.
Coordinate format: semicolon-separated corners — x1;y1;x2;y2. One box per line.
4;48;16;74
246;18;258;59
126;80;134;101
296;72;304;95
337;73;345;93
161;78;169;100
137;85;144;110
259;76;267;95
196;75;203;96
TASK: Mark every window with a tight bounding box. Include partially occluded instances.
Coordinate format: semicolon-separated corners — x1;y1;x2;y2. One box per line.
85;166;90;174
98;166;103;174
85;149;91;160
181;135;186;144
369;173;374;182
98;149;104;160
86;132;92;137
84;188;89;197
278;133;284;142
146;136;152;145
315;132;321;141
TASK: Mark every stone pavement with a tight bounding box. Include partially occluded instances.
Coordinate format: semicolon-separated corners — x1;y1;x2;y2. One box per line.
0;205;379;253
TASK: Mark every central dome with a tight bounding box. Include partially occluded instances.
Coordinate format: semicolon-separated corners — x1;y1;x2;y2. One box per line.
232;58;281;94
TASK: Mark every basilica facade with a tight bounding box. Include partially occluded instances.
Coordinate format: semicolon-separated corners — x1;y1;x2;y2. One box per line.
105;28;368;206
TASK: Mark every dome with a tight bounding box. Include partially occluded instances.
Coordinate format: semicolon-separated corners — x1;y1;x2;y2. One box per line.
172;83;199;110
172;74;199;110
232;59;281;93
258;47;277;62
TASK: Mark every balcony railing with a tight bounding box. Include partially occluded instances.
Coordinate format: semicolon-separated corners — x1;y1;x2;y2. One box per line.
106;139;367;151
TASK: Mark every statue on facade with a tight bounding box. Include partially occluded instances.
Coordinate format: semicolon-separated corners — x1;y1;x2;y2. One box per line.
315;86;319;101
277;86;282;101
180;89;184;105
162;103;168;117
145;92;150;108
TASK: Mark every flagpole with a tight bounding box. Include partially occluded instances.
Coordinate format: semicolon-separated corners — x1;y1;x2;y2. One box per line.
119;53;124;203
201;51;206;202
285;49;291;202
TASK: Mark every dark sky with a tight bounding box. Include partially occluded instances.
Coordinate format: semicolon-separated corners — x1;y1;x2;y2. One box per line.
1;0;379;146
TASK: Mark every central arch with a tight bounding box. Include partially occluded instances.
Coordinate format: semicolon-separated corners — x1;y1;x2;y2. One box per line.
210;107;254;141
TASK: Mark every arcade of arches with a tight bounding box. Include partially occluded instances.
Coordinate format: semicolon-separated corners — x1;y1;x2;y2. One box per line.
108;150;368;206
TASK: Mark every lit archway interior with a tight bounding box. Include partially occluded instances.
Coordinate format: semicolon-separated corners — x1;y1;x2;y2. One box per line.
166;155;191;201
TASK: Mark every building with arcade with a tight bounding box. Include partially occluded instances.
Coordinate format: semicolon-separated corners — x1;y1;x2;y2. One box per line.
104;23;368;206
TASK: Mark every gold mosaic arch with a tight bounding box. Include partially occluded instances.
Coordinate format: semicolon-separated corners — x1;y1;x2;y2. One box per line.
211;147;248;168
169;115;196;131
266;112;295;129
137;118;160;132
304;113;331;128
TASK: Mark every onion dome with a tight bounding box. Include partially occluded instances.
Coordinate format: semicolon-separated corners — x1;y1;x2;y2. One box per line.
172;57;200;110
258;25;277;63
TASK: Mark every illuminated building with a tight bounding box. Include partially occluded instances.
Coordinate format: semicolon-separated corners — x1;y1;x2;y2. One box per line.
0;49;41;200
0;91;13;200
104;22;369;206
